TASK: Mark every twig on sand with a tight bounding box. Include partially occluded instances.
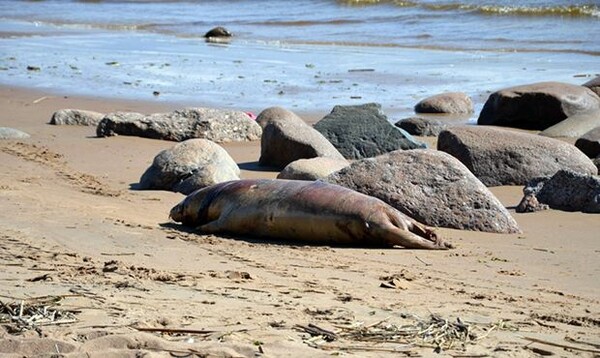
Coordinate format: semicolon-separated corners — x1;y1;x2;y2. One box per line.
520;336;600;354
32;96;51;104
414;256;432;266
133;327;218;335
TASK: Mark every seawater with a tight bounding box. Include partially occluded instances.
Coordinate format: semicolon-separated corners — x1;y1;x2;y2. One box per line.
0;0;598;118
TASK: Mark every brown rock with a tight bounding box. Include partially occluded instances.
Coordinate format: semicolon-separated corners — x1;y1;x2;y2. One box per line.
258;107;345;169
277;157;349;181
438;126;598;186
49;109;105;126
583;76;600;97
575;126;600;158
540;110;600;138
414;92;473;114
326;149;520;233
478;82;600;130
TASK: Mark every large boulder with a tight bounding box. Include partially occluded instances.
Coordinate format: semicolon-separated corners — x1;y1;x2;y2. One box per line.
583;76;600;97
258;107;345;169
395;117;448;137
277;157;349;181
138;139;239;194
96;108;261;143
478;82;600;130
49;109;105;126
575;127;600;158
438;126;598;186
326;149;520;233
0;127;30;139
414;92;473;114
540;110;600;138
314;103;426;160
520;170;600;213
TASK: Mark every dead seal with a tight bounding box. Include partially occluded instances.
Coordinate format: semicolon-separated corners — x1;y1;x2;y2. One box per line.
170;179;451;249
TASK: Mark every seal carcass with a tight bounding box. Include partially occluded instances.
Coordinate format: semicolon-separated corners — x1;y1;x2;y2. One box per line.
170;179;451;249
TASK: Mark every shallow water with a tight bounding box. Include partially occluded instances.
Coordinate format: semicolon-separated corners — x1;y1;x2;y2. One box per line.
0;0;598;118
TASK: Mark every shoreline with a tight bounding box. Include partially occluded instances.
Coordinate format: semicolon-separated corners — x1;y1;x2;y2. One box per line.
1;84;599;356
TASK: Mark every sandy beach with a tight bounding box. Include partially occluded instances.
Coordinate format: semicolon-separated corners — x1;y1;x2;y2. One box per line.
0;85;599;357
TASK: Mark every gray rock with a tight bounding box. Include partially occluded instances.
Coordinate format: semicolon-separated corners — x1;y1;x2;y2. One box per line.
521;170;600;213
395;117;448;136
414;92;473;114
326;149;520;233
0;127;30;139
583;76;600;97
594;156;600;171
478;82;600;130
314;103;426;160
438;126;598;186
49;109;105;126
575;126;600;158
277;157;349;181
540;110;600;138
258;107;345;169
97;108;261;143
138;138;239;194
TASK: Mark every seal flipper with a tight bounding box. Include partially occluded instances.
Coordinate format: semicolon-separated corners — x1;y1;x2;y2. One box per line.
196;220;223;234
381;225;450;249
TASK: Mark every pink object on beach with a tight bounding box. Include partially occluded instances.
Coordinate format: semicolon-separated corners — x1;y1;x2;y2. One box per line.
245;112;257;120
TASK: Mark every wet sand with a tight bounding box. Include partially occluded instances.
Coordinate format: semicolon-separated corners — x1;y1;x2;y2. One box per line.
0;85;599;357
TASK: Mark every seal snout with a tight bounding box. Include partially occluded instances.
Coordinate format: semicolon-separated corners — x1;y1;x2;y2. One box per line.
169;203;184;222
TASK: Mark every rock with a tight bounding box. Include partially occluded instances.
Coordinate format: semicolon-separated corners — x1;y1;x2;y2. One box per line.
0;127;30;139
326;149;520;233
414;92;473;114
258;107;345;169
138;139;239;194
478;82;600;130
521;170;600;213
204;26;232;38
395;117;448;136
540;110;600;138
583;76;600;97
594;156;600;171
256;106;301;129
515;194;549;213
277;157;349;181
575;127;600;158
49;109;105;126
314;103;426;160
96;108;261;143
438;126;598;186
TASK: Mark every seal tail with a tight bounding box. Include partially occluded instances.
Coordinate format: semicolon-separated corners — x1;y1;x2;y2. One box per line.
386;212;452;249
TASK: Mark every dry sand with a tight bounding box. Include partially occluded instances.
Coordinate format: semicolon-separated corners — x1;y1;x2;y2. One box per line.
0;86;599;357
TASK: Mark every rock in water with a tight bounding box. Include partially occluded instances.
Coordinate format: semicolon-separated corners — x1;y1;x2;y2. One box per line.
520;170;600;213
0;127;30;139
96;108;261;143
258;107;345;169
575;127;600;158
314;103;426;160
438;126;597;186
49;109;105;126
326;149;520;233
277;157;349;181
138;139;239;194
478;82;600;130
414;92;473;114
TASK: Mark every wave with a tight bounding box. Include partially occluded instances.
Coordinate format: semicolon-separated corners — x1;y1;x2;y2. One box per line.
339;1;600;18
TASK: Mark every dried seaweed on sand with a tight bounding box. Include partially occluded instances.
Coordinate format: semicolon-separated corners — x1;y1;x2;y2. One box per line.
0;296;78;335
296;313;514;353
